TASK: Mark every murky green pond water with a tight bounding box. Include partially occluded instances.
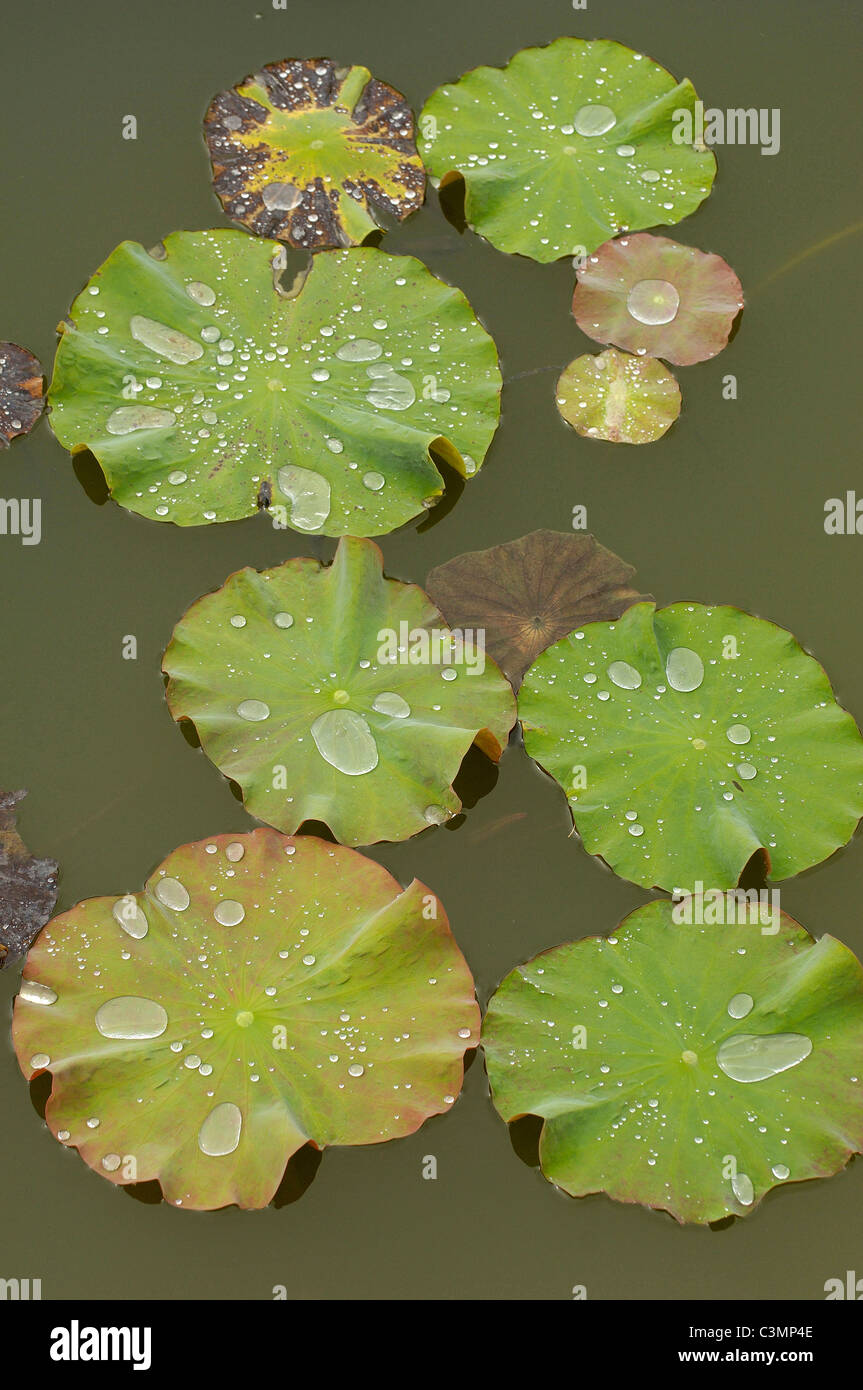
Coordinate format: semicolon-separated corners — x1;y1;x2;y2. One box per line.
1;0;861;1299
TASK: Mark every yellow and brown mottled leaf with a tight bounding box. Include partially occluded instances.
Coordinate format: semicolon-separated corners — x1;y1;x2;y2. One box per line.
0;343;44;447
204;58;425;250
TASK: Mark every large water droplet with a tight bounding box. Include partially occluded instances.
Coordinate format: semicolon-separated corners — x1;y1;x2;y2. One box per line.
273;612;294;629
214;900;245;927
30;1053;51;1070
311;709;378;775
607;661;642;690
717;1031;813;1083
727;992;754;1019
225;842;245;862
736;762;757;780
112;897;149;939
130;315;204;365
19;980;57;1006
348;1063;365;1078
372;691;411;718
665;647;704;692
424;805;449;825
335;338;382;362
185;281;216;307
573;103;617;137
237;699;270;722
198;1102;243;1157
366;363;416;411
726;724;751;745
363;471;385;492
95;996;169;1040
262;182;303;211
155;877;190;911
106;406;176;435
626;278;680;326
277;464;331;531
771;1163;790;1180
731;1171;754;1205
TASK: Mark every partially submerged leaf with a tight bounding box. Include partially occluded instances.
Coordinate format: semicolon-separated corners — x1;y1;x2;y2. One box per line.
556;348;680;443
419;38;716;263
483;899;863;1224
426;530;650;688
519;602;863;890
0;343;44;447
573;233;744;365
205;58;425;250
13;829;479;1210
163;537;517;846
48;232;500;534
0;790;59;968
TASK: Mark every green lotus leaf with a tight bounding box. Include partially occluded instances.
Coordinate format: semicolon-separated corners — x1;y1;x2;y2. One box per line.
483;899;863;1224
519;601;863;891
47;231;500;534
556;348;680;444
204;57;425;251
426;529;650;689
0;343;43;446
572;233;744;365
163;537;517;846
13;828;479;1211
419;37;716;263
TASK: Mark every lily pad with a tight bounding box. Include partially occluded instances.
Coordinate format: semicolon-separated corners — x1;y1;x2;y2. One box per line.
519;601;863;891
419;38;716;263
572;233;744;365
0;344;44;446
12;829;479;1210
205;58;425;250
163;537;517;845
426;530;650;689
556;348;680;444
0;790;59;968
48;231;500;534
482;899;863;1224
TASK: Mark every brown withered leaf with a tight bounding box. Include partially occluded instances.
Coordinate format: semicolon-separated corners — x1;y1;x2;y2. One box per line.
0;343;44;447
0;791;59;967
204;58;425;251
426;530;651;689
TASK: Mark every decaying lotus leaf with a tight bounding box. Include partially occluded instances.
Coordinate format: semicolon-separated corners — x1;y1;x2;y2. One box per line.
0;790;59;967
205;58;425;250
426;530;650;688
0;344;44;447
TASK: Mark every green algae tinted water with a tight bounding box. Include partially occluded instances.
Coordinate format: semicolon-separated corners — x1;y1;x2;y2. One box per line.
1;0;862;1299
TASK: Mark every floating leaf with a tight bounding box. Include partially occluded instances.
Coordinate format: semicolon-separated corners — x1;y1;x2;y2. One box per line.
419;37;716;263
483;899;863;1224
0;790;59;968
163;537;517;846
48;231;500;534
426;530;650;689
572;233;744;365
520;602;863;891
204;57;425;251
13;829;479;1210
556;348;680;443
0;344;44;447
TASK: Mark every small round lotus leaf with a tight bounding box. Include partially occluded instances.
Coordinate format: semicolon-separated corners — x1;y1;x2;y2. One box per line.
0;343;43;446
163;537;517;846
556;348;680;444
204;57;425;251
519;601;863;890
13;829;479;1211
47;231;500;534
483;899;863;1224
419;37;716;263
573;233;744;365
